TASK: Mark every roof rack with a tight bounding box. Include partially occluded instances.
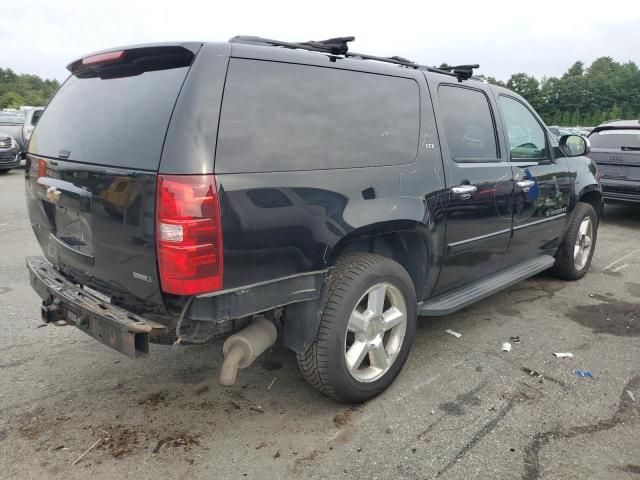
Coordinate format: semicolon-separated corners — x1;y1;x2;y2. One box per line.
229;35;479;82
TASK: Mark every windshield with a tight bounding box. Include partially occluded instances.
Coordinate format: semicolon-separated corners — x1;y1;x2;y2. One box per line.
589;129;640;150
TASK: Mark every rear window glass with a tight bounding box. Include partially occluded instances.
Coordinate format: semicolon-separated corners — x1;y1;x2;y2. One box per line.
438;85;498;161
590;130;640;150
216;59;420;172
30;66;190;170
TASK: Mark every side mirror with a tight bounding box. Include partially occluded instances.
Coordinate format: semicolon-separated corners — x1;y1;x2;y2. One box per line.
558;134;590;157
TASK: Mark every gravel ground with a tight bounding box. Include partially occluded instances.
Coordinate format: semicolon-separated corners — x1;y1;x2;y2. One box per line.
0;169;638;479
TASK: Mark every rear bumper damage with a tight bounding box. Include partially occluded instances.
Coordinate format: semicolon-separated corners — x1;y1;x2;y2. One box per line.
27;256;167;358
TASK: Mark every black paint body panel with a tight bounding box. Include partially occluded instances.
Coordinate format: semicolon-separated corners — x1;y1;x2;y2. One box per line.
25;157;164;313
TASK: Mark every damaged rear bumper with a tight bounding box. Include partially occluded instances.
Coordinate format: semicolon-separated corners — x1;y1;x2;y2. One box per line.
27;256;167;358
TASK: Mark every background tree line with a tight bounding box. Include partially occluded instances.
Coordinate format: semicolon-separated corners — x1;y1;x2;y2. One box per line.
2;57;639;126
0;68;60;109
479;57;640;126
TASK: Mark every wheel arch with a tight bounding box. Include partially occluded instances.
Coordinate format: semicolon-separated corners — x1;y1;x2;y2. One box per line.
282;221;439;354
578;186;603;221
328;221;434;300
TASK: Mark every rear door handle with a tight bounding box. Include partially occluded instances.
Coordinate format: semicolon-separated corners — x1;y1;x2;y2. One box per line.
451;185;477;200
516;180;536;192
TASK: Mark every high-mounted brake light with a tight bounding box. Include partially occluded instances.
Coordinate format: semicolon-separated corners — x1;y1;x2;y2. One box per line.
82;50;125;66
156;174;223;296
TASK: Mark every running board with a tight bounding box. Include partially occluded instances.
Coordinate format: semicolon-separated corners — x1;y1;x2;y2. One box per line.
419;255;555;316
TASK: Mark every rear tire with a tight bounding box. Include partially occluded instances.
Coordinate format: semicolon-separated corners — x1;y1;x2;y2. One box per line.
550;202;598;280
296;253;417;403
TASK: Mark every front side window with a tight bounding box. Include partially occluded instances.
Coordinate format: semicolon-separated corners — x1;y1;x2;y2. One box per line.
438;85;498;161
499;96;549;160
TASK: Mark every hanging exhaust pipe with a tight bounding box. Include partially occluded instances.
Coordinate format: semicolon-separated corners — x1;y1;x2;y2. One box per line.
219;316;277;386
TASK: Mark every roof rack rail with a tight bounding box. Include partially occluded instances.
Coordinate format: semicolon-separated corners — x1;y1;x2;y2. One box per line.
229;35;478;82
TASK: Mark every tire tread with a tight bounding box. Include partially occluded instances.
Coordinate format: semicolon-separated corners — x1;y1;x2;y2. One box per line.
296;253;396;401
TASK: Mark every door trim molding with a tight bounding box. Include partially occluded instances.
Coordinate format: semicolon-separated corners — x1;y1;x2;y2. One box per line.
448;227;512;248
513;213;567;231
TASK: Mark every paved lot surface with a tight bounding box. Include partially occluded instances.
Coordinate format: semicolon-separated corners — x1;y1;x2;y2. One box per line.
0;169;639;479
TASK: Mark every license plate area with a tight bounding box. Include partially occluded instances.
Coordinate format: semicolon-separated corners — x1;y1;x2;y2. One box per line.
601;164;629;179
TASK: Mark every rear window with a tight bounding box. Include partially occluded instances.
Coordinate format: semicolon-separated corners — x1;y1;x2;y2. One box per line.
30;64;190;170
589;129;640;150
216;59;420;172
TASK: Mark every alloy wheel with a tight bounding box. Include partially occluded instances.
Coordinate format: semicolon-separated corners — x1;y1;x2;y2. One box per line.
344;282;407;383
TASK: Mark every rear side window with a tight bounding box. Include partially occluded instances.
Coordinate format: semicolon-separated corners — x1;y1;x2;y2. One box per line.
589;130;640;150
438;85;498;162
216;59;420;172
31;65;190;170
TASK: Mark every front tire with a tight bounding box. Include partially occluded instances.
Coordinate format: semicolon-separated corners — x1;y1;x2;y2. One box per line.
296;253;417;403
550;202;598;280
0;169;10;175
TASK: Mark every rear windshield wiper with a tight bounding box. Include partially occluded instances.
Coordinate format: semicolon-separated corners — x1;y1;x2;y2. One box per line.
621;146;640;151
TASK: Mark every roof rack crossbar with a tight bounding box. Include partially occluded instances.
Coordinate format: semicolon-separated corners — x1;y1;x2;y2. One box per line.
229;35;478;82
436;64;480;81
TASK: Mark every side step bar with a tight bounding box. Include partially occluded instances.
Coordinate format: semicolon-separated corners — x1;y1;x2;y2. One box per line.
419;255;555;316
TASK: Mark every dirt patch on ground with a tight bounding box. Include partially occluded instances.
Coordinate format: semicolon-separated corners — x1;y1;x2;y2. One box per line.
439;380;487;416
16;408;50;440
567;299;639;336
137;391;168;412
333;407;358;427
291;449;322;473
193;385;209;396
153;433;200;454
101;425;140;458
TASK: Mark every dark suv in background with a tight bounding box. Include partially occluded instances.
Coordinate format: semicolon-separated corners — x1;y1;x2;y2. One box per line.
588;119;640;205
25;37;601;403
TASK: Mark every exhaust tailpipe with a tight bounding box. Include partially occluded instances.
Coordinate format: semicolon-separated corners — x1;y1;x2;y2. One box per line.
219;316;277;386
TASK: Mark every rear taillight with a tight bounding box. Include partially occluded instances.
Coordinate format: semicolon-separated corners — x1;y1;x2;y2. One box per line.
156;174;223;296
37;158;47;178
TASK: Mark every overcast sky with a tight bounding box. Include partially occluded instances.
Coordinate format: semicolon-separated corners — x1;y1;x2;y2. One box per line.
3;0;640;82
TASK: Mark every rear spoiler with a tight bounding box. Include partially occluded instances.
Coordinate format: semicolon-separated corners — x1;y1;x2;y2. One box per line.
590;122;640;136
67;43;202;77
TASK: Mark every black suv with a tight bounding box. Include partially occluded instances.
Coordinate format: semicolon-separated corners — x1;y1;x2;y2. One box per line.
588;119;640;205
25;37;602;403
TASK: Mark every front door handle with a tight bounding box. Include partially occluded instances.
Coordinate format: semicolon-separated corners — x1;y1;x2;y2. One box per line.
516;179;536;192
451;184;478;200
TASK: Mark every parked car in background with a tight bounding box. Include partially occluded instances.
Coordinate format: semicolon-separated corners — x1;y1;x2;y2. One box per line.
22;107;44;146
25;37;601;403
0;111;26;153
0;134;20;173
548;126;574;139
588;120;640;205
